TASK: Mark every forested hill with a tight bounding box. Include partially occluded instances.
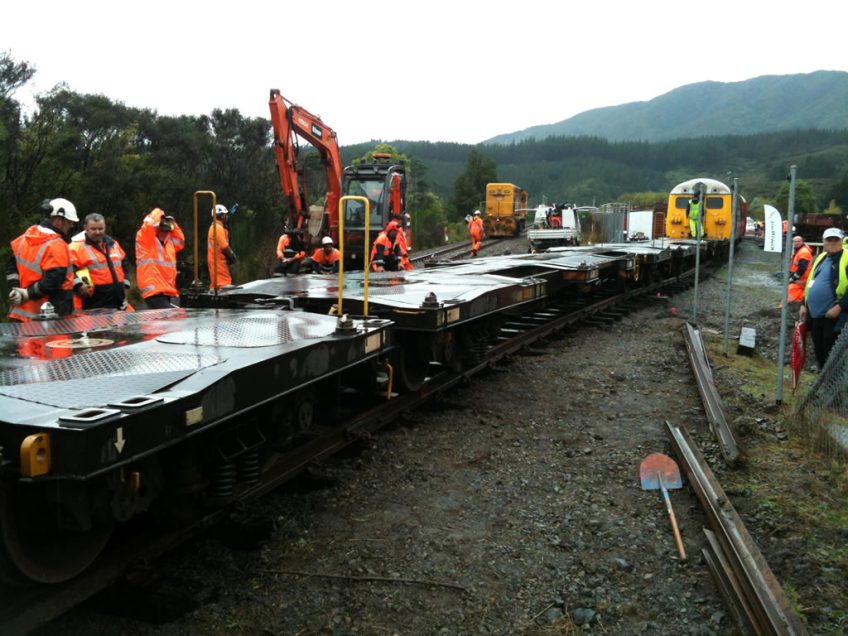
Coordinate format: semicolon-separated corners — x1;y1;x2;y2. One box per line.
484;71;848;144
373;129;848;208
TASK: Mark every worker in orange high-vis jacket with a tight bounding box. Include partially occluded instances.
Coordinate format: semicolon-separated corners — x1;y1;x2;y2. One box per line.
7;198;79;321
310;236;342;274
135;208;185;309
70;213;132;311
788;235;814;304
370;221;408;272
207;204;236;289
469;209;485;256
274;231;306;276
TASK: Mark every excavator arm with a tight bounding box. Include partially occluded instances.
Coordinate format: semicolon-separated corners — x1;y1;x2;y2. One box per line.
268;89;343;240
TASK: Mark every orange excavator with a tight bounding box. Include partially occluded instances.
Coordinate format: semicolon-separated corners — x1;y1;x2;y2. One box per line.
268;90;409;269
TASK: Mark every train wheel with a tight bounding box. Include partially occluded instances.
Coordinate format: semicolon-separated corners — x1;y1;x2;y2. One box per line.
393;337;428;392
292;388;318;434
0;479;113;585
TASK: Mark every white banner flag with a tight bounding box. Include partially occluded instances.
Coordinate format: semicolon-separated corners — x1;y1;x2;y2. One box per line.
763;205;783;253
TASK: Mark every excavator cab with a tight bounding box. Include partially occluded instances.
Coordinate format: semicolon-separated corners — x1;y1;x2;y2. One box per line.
341;158;408;270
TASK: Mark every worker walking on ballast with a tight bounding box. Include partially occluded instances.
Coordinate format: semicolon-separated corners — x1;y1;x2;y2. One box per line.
469;209;485;256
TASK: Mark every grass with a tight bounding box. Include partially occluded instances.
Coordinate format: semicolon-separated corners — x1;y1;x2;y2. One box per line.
697;332;848;632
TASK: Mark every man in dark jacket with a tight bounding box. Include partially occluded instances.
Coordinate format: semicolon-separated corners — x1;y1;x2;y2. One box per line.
799;227;848;368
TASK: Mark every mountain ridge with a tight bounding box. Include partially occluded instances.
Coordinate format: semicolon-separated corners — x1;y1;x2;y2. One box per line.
484;71;848;144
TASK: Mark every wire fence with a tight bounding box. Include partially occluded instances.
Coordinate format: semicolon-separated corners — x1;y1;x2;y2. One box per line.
794;327;848;460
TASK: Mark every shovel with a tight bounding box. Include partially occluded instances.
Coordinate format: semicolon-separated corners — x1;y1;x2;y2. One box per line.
640;452;687;561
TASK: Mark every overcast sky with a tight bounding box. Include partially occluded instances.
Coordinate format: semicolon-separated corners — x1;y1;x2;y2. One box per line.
3;0;845;145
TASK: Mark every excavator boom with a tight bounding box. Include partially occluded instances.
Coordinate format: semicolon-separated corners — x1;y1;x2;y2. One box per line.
269;89;343;239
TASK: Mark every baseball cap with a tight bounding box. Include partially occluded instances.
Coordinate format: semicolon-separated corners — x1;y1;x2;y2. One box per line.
822;228;844;240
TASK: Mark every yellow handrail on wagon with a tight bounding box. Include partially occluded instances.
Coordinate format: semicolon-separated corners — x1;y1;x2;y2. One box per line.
193;191;217;295
338;196;371;317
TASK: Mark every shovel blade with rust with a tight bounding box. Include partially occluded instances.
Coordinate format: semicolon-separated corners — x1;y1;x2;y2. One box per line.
640;452;687;561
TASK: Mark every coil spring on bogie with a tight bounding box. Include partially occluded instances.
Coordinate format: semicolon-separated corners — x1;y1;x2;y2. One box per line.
238;448;260;486
211;461;238;498
466;341;489;366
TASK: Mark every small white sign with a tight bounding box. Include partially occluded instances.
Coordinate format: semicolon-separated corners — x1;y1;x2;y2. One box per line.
763;205;783;253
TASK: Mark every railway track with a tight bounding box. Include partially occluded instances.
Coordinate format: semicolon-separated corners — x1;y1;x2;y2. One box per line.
409;237;510;264
0;262;700;635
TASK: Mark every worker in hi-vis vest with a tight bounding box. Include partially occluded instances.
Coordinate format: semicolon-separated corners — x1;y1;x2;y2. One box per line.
687;196;701;238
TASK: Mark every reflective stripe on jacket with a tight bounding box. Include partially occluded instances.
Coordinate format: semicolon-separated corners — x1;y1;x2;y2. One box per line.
135;209;185;298
9;224;74;321
207;220;231;288
70;236;126;286
790;244;814;283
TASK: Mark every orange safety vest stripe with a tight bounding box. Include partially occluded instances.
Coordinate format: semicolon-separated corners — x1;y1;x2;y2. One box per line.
9;226;73;321
70;240;126;286
136;214;184;298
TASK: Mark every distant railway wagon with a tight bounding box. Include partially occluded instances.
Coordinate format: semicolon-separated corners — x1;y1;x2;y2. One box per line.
484;183;528;237
666;178;746;241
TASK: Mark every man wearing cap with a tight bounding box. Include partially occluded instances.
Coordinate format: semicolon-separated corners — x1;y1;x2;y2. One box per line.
311;236;341;274
6;197;79;321
799;227;848;369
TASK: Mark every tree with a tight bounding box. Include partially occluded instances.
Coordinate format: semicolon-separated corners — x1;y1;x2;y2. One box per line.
826;170;848;211
448;149;497;220
774;178;818;215
408;190;448;249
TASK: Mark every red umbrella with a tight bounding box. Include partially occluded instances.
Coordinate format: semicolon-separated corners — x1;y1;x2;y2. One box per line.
790;320;808;392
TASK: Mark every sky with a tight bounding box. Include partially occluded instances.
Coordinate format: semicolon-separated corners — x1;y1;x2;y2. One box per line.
3;0;846;146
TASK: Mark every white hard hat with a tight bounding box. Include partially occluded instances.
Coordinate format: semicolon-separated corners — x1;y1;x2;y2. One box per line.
321;236;334;245
48;198;79;222
473;210;481;216
214;204;229;216
823;227;844;240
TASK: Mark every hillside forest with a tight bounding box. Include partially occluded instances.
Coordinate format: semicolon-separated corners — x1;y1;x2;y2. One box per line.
2;52;848;298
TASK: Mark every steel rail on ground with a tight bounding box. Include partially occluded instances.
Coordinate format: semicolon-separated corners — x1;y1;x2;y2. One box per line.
682;322;740;465
664;421;807;636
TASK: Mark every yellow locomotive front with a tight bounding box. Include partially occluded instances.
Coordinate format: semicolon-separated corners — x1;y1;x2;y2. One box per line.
484;183;528;237
666;178;735;240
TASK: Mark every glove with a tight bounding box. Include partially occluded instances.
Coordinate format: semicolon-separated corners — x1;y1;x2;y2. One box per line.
123;279;131;289
8;287;28;306
225;250;237;265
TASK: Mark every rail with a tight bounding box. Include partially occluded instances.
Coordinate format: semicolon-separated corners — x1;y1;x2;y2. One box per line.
664;421;807;635
682;322;740;465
